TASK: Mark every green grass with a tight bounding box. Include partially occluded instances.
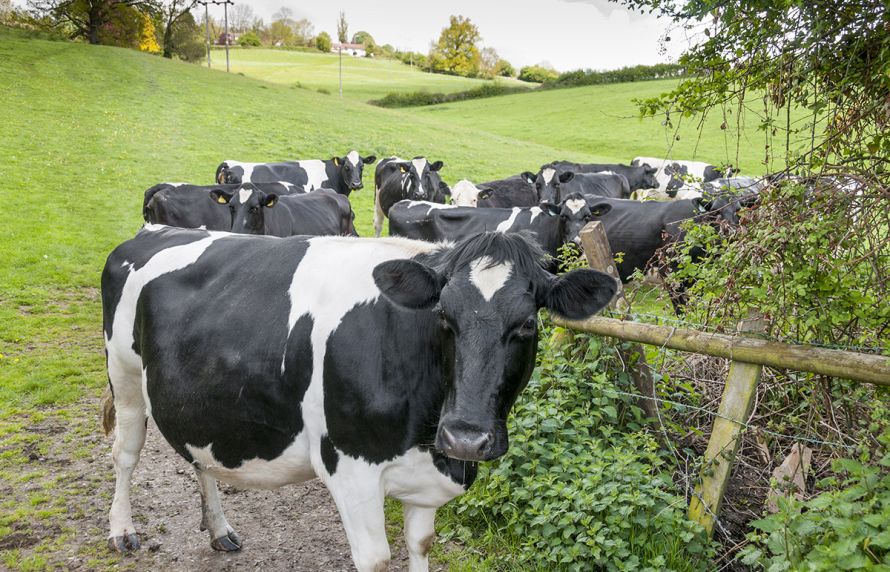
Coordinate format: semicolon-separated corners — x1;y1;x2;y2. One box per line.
415;80;806;174
209;47;532;102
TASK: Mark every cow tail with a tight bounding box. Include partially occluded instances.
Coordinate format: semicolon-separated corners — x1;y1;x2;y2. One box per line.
101;385;116;436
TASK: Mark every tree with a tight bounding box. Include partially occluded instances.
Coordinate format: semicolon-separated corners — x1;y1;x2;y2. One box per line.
28;0;158;44
430;15;481;77
315;31;331;52
336;10;347;43
159;0;196;58
227;3;252;32
478;46;499;78
271;6;292;22
269;19;293;45
494;59;515;78
137;11;160;52
165;8;203;60
290;17;313;45
238;30;260;47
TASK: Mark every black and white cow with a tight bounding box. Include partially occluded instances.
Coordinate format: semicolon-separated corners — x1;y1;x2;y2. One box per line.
102;227;616;571
631;157;727;192
476;173;539;208
387;194;607;261
546;161;659;192
143;182;303;231
210;187;357;237
373;157;447;237
535;168;631;204
581;196;744;310
215;151;377;196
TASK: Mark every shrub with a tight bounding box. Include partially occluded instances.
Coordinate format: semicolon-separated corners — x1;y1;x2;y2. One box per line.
238;31;261;47
741;439;890;570
518;65;558;83
370;83;532;108
441;332;716;571
315;31;331;52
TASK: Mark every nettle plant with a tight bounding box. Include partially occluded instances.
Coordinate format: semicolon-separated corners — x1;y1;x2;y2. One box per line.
443;332;716;571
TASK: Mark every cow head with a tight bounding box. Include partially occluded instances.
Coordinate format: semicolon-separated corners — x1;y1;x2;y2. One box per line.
541;194;613;248
216;163;243;185
333;151;376;191
535;167;575;204
397;157;445;202
373;232;617;461
209;186;278;234
638;164;660;189
450;179;484;207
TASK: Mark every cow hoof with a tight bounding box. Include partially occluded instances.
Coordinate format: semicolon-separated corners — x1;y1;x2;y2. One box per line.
108;533;141;552
210;531;242;552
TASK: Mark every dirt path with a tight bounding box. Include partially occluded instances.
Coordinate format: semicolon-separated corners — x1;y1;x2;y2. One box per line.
6;401;424;571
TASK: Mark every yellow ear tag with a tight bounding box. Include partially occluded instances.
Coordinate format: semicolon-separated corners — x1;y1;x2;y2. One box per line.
216;196;227;204
400;166;407;173
333;157;340;166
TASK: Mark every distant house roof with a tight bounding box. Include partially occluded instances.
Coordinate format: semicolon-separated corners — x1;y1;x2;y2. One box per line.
333;43;365;50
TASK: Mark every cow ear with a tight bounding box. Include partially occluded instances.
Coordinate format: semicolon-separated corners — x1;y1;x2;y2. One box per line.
429;160;444;172
263;194;278;208
439;182;451;195
588;202;612;217
540;269;617;320
362;155;377;165
209;189;233;204
541;202;560;216
373;260;443;310
399;163;408;173
559;171;575;183
477;187;494;200
332;156;341;166
521;171;536;184
646;166;657;175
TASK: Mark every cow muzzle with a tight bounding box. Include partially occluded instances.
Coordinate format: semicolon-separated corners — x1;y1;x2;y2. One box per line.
436;423;497;461
351;182;364;190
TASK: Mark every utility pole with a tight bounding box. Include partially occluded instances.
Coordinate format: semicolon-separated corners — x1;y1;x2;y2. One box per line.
197;0;234;72
204;1;210;68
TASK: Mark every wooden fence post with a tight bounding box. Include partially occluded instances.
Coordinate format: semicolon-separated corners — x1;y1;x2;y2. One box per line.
578;222;660;424
688;314;769;537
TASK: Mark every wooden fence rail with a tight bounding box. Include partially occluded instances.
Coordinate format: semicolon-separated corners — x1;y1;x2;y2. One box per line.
556;221;890;537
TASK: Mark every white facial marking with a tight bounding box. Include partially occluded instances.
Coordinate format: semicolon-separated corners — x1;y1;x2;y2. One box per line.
299;159;329;190
529;206;543;223
495;208;522;233
542;168;556;185
238;188;252;204
411;158;427;176
347;150;360;166
469;256;513;302
450;179;480;207
566;198;586;214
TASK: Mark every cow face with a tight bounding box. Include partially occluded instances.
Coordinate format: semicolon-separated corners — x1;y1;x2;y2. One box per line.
209;186;277;234
450;179;483;207
542;194;613;248
373;233;617;462
700;192;745;226
639;165;660;189
535;167;574;204
398;158;445;201
333;151;376;191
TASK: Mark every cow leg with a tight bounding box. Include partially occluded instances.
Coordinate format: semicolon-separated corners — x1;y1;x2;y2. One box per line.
107;368;147;552
403;504;437;572
373;189;385;237
328;478;390;571
194;468;242;551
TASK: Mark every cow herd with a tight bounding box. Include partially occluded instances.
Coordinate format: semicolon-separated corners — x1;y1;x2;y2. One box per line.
103;148;761;571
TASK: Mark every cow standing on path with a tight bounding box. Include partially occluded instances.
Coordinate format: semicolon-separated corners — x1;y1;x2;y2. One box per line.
101;229;616;572
215;151;376;196
373;157;448;237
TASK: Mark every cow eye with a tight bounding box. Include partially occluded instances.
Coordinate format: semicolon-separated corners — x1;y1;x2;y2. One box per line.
516;315;537;336
249;206;258;214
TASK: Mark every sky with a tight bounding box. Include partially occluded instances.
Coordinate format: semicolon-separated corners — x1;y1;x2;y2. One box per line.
203;0;688;71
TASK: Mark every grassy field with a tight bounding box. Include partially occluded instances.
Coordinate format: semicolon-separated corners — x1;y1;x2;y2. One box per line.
0;27;749;570
416;80;786;174
209;47;532;102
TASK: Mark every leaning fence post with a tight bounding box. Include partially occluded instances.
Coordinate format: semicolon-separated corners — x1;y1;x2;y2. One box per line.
688;314;769;537
578;222;660;424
